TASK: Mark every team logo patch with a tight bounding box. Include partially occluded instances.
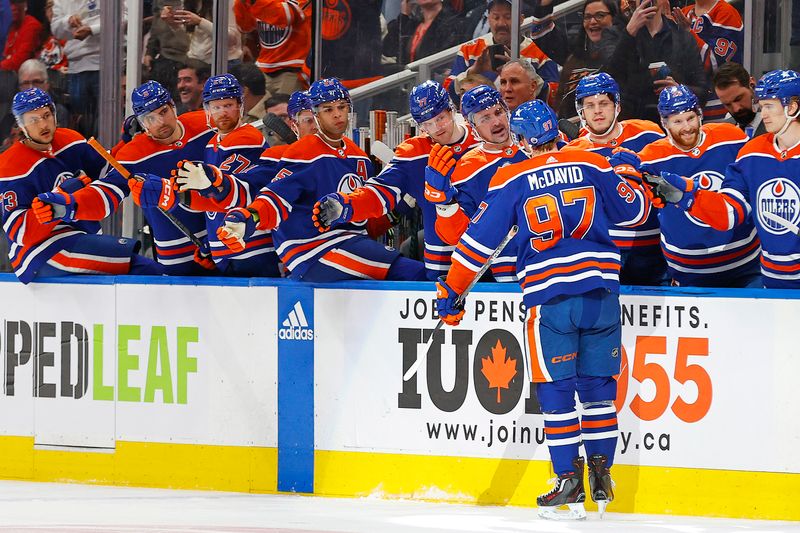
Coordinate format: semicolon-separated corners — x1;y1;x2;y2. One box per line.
683;170;724;227
53;171;75;189
337;173;363;194
258;21;291;49
756;178;800;235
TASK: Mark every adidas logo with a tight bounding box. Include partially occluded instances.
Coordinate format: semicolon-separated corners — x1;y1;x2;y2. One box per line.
279;301;314;340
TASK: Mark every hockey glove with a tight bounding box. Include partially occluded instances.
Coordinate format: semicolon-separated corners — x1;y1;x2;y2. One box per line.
121;114;143;144
609;147;642;183
32;191;77;223
56;174;92;194
193;246;217;271
173;160;224;194
643;171;696;210
312;193;353;232
129;174;178;211
217;207;257;253
424;143;457;204
435;275;466;326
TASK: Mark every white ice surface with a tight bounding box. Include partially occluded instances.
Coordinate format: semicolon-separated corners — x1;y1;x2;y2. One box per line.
0;480;795;533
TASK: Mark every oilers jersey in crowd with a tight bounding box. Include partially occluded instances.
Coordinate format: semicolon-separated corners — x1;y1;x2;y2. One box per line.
682;1;744;122
197;124;279;274
565;119;664;252
696;133;800;288
437;143;528;282
353;128;480;279
640;123;760;286
71;111;213;274
448;150;650;308
248;134;374;278
0;129;107;283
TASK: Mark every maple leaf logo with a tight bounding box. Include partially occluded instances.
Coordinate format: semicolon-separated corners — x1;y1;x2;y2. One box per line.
481;339;517;403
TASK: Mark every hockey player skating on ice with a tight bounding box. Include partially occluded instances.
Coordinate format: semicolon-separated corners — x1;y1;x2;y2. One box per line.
434;101;651;520
633;84;761;287
311;80;479;279
217;78;426;281
0;88;162;283
33;80;214;274
644;70;800;288
430;84;528;281
565;73;666;285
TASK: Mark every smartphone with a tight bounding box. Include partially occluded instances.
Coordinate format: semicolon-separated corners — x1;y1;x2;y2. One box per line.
488;44;508;72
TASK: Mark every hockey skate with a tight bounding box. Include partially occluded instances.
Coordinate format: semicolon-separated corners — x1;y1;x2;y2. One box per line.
587;454;615;518
536;456;586;520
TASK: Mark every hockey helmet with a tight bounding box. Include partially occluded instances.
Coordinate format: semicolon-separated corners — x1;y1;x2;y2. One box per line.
756;69;800;106
460;84;506;124
308;78;351;110
288;90;313;119
575;73;620;106
510;99;558;146
657;84;701;119
409;80;451;124
131;80;173;117
12;87;55;121
202;74;243;104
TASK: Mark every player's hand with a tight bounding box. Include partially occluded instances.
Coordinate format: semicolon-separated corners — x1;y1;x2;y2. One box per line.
193;247;217;271
435;275;466;326
424;143;457;204
33;191;77;223
121;114;143;144
217;207;256;252
56;174;92;194
173;159;223;193
129;174;178;211
609;147;642;183
642;171;695;210
312;193;353;232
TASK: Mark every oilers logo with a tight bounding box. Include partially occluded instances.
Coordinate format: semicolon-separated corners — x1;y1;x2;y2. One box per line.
53;171;75;189
206;212;218;221
337;173;363;194
683;170;724;227
258;21;291;50
757;178;800;235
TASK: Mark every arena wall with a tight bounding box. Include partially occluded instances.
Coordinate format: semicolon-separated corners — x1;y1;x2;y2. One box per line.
0;275;796;521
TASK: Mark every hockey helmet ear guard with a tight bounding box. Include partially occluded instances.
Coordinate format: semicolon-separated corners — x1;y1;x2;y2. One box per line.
409;80;452;124
509;99;559;148
12;88;56;128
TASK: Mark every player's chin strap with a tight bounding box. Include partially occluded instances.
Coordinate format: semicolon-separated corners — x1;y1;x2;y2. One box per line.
776;103;800;142
313;113;348;148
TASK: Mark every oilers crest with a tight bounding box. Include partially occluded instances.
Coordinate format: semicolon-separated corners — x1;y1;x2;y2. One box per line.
684;170;724;227
757;178;800;235
53;171;75;190
258;21;291;50
337;173;363;194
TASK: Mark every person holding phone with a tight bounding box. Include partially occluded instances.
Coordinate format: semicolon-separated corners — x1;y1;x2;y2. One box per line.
448;0;558;95
604;0;708;123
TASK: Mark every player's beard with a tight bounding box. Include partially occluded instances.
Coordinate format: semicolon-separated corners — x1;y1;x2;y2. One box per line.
673;127;700;150
732;107;757;126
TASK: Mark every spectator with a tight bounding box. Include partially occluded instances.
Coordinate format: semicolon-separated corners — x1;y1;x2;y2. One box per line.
232;62;268;123
176;0;214;65
234;0;312;97
554;0;624;120
383;0;464;66
0;0;43;130
38;0;68;80
265;93;291;128
672;0;743;122
449;0;558;91
0;58;69;137
0;0;11;53
52;0;117;139
144;0;190;97
175;60;209;114
455;71;494;96
605;0;708;123
498;58;546;112
712;62;765;138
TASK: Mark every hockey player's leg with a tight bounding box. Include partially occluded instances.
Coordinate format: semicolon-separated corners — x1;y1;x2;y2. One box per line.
535;379;586;521
302;236;425;282
385;256;427;281
37;235;164;278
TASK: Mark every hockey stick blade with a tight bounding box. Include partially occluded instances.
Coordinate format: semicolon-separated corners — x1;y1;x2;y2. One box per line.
402;225;518;382
87;137;209;253
761;210;800;237
370;140;395;165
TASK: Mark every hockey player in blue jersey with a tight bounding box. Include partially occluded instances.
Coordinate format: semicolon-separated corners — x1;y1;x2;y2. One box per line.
436;101;651;519
565;73;666;286
645;70;800;289
152;74;280;277
431;84;528;282
217;78;426;281
310;80;480;279
0;88;162;283
33;80;214;275
633;84;761;287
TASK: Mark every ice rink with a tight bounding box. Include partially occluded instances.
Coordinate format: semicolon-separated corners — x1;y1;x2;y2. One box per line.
0;480;796;533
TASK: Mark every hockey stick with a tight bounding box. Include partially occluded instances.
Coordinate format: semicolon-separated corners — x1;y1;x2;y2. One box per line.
403;224;519;382
86;137;209;253
761;210;800;237
370;140;395;166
